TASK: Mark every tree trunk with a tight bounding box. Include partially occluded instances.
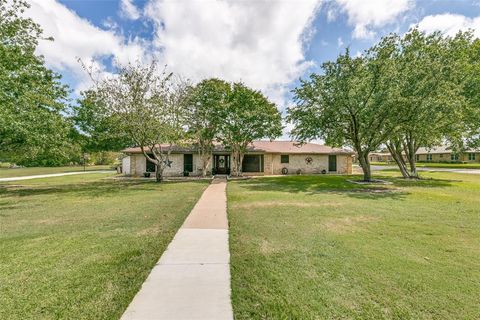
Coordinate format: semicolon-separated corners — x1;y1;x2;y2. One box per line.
230;148;243;177
238;152;244;177
201;153;210;177
407;153;418;178
358;152;372;182
408;142;418;179
387;142;410;178
155;164;163;182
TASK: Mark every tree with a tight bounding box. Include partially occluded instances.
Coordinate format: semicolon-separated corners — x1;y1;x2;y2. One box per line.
0;0;73;165
385;29;468;178
186;78;230;176
219;83;282;176
288;39;398;182
73;90;132;153
458;36;480;149
88;62;189;182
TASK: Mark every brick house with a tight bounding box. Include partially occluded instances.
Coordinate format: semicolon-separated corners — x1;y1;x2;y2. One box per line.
121;141;354;177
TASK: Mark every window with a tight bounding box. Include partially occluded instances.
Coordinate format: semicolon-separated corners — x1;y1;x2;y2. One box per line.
280;155;289;164
426;154;432;161
451;153;459;161
439;154;443;158
469;153;476;161
242;155;264;172
415;154;419;161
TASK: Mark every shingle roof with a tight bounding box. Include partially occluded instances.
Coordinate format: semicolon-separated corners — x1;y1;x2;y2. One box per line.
249;141;353;154
122;141;353;155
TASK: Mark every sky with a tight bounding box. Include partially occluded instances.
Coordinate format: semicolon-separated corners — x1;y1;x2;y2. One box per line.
26;0;480;136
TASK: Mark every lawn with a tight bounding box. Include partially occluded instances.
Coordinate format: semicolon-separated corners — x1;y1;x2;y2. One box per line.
371;161;480;169
228;173;480;319
0;165;114;178
0;174;208;320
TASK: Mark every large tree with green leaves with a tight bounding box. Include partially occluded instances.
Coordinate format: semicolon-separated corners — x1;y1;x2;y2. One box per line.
288;38;399;181
73;89;132;153
385;29;469;178
219;83;282;176
458;36;480;149
186;78;230;176
0;0;74;165
87;62;190;182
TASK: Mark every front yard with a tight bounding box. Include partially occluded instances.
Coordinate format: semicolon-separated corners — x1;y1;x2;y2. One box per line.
2;171;479;319
228;173;480;319
0;174;208;319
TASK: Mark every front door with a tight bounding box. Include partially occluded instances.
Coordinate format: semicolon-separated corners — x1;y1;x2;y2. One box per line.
328;155;337;172
214;155;230;174
183;154;193;173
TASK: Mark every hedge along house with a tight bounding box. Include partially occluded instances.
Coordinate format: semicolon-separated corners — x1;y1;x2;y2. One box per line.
121;141;354;177
415;146;480;163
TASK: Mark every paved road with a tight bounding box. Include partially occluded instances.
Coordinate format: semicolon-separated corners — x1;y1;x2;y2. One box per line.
0;171;114;182
370;165;480;175
121;177;233;320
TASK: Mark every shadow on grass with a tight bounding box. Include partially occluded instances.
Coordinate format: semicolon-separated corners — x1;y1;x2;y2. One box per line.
0;179;207;199
236;175;455;200
389;177;459;188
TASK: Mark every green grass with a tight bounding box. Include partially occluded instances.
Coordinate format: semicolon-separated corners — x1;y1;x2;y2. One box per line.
371;161;480;169
228;173;480;319
0;174;208;320
0;165;114;178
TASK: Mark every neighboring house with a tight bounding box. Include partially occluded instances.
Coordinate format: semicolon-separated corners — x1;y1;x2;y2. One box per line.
121;141;354;177
415;146;480;163
368;152;393;162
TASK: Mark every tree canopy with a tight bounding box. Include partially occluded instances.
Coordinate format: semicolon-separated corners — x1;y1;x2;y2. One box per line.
385;29;470;178
186;78;230;176
288;36;399;181
289;28;480;181
0;0;75;166
219;82;282;176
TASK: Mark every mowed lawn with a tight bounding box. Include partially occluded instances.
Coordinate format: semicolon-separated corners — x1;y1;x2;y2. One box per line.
0;174;208;320
228;173;480;319
0;165;114;178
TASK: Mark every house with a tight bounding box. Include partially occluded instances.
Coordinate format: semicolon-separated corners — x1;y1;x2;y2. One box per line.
121;141;354;176
415;146;480;163
368;152;393;163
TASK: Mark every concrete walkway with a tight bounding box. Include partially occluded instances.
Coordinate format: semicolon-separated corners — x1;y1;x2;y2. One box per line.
0;170;114;182
121;178;233;320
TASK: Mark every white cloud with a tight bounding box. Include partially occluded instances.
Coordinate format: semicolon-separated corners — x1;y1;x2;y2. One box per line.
337;37;344;47
417;13;480;37
144;0;322;107
27;0;323;113
27;0;148;92
119;0;141;20
327;7;337;22
335;0;414;39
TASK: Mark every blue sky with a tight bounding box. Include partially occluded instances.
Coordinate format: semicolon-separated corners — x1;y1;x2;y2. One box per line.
27;0;480;123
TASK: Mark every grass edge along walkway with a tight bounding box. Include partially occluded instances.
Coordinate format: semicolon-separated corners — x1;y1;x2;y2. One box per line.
121;177;233;320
